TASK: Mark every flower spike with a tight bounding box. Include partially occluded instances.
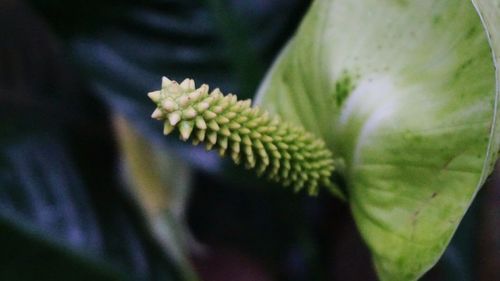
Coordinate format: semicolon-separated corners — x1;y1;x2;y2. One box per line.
148;77;337;196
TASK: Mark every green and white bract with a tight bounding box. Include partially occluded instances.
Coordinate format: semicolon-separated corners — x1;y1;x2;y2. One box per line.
256;0;500;280
148;77;336;195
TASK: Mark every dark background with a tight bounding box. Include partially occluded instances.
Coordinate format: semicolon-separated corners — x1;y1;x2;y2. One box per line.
0;0;498;280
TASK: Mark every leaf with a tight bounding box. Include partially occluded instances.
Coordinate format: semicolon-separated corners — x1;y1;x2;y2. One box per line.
113;112;199;281
0;2;185;279
0;135;183;281
256;0;500;280
0;137;126;281
0;214;127;281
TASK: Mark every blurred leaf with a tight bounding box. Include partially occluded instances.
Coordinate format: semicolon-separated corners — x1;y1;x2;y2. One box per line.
0;213;126;281
0;132;184;281
0;137;101;250
256;0;499;280
0;1;185;280
113;112;198;281
0;137;125;281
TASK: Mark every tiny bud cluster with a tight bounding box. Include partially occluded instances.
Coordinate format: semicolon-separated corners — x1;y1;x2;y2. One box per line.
148;77;335;195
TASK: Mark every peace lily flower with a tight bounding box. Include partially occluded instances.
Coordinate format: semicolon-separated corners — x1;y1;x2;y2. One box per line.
148;0;500;280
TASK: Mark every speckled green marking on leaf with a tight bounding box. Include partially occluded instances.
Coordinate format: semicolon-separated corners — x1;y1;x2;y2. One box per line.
148;77;338;196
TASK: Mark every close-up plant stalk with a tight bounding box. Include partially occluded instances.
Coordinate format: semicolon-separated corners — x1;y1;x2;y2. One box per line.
148;77;342;197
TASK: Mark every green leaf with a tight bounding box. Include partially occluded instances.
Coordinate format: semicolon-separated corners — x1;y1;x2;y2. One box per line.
113;113;199;281
256;0;500;280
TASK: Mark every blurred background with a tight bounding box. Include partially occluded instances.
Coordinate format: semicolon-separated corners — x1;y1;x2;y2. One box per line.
0;0;498;280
